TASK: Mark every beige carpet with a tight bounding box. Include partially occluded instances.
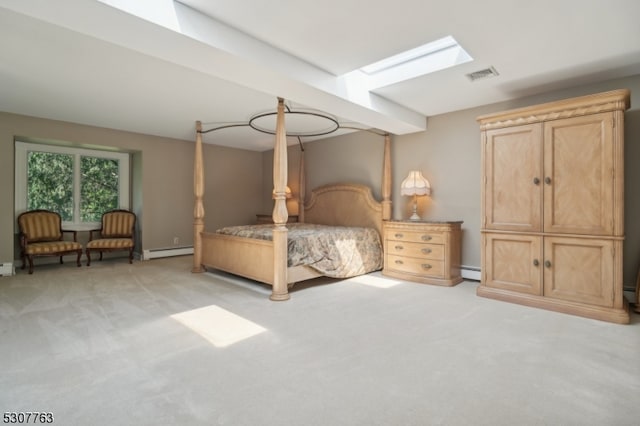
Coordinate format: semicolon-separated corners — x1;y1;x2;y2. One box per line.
1;256;639;426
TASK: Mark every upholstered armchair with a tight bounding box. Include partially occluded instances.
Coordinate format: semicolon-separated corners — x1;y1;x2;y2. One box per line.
17;210;83;274
86;209;136;266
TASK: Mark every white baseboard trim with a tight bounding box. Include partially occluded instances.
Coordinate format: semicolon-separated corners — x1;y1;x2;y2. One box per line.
461;265;481;281
0;262;15;277
143;246;194;260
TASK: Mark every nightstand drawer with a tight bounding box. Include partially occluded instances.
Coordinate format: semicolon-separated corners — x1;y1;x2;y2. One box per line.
386;254;444;277
386;230;444;245
386;241;444;260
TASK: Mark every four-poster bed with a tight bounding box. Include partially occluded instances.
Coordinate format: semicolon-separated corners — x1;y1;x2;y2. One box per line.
192;98;392;300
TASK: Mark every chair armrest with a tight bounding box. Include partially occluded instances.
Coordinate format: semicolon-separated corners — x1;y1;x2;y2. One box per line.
62;229;78;242
88;229;102;241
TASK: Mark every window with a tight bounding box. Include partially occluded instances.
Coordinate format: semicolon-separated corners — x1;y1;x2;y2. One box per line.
15;141;130;227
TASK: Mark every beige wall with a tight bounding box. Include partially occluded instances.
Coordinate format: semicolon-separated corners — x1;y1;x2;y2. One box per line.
202;142;264;229
285;74;640;287
0;112;263;262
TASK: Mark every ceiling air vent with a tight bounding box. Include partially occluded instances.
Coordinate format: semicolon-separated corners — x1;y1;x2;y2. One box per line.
466;66;499;82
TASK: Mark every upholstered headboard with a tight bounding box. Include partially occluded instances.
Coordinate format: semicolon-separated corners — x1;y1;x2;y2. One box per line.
303;183;383;237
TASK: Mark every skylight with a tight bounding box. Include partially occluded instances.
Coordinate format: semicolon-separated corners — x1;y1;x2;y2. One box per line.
359;36;473;89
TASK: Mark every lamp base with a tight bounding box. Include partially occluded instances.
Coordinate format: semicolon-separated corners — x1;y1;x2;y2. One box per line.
409;198;421;220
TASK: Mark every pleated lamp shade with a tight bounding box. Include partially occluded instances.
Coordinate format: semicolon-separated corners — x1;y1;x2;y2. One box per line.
401;171;431;196
400;171;431;220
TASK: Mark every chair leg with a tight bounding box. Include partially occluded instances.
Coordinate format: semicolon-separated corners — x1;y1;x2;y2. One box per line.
27;255;34;274
99;251;103;261
76;250;82;267
60;256;64;265
86;249;92;267
129;248;133;264
20;252;26;270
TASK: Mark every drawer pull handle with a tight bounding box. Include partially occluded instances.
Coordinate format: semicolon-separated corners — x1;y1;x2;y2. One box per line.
533;177;540;185
545;177;552;185
421;248;432;254
421;235;432;241
545;260;552;268
395;233;404;238
395;245;404;250
422;264;432;270
395;260;404;265
533;259;539;266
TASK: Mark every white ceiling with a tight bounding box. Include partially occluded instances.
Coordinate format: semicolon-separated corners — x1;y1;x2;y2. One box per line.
1;0;639;151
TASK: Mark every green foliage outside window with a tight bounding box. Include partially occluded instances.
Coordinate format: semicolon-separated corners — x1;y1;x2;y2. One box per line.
27;151;120;223
81;156;119;222
27;152;74;221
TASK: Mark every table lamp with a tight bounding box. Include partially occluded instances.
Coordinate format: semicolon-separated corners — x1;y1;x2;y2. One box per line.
400;171;431;220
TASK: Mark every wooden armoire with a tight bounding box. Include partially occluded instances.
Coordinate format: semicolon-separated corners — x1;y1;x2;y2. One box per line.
477;89;630;323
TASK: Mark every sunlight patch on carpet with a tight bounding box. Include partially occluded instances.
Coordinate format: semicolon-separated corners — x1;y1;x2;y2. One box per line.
171;305;266;347
345;274;402;288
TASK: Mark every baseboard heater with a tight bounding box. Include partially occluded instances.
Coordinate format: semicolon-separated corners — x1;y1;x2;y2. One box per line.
461;265;481;281
0;262;15;277
143;246;194;260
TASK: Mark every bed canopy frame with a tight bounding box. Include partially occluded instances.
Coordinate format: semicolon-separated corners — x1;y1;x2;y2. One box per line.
192;97;392;301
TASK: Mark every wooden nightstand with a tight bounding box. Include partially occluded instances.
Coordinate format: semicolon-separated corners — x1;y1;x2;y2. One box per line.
383;220;463;286
255;214;299;224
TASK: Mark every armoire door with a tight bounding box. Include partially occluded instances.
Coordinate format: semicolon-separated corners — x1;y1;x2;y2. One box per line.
543;236;614;307
543;112;614;235
482;232;542;295
483;123;543;232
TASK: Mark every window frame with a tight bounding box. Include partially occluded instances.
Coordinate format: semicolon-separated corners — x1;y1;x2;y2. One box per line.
15;141;130;228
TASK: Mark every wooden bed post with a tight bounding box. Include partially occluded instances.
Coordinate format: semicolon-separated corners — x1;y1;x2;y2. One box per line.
298;149;305;223
382;134;392;221
192;121;205;273
270;98;290;301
